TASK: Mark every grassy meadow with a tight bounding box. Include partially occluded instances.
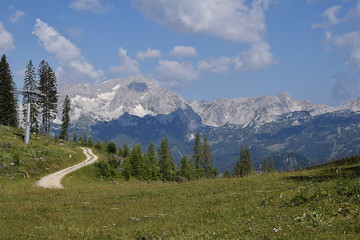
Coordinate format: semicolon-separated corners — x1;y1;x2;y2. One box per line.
0;126;359;239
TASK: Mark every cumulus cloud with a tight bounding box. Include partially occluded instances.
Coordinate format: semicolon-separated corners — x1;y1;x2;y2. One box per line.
155;59;198;88
332;72;360;101
33;18;105;83
326;31;360;70
198;41;276;73
69;0;113;14
169;46;197;57
0;21;15;54
9;11;27;23
136;48;161;60
132;0;268;44
111;47;140;76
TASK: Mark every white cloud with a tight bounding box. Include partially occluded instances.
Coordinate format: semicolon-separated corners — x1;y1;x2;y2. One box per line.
9;11;27;23
313;5;342;28
327;31;360;70
198;57;232;73
233;41;276;71
155;59;198;88
136;48;161;60
169;46;197;57
132;0;268;44
69;0;113;14
33;18;104;83
0;21;15;54
111;47;140;76
198;41;276;73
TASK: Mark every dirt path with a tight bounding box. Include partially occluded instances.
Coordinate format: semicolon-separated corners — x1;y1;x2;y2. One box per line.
36;147;98;189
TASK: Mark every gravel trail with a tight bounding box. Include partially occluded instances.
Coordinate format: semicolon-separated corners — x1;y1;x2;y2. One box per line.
36;147;98;189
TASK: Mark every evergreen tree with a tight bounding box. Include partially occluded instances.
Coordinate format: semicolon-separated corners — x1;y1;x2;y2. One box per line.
87;136;94;147
158;137;175;181
22;60;39;133
202;136;216;178
192;132;204;177
129;144;143;178
223;170;231;178
122;158;132;180
146;142;159;180
268;159;275;173
179;156;194;181
107;142;117;154
0;55;18;127
261;158;268;174
59;95;70;140
38;60;58;136
234;146;253;177
121;143;130;158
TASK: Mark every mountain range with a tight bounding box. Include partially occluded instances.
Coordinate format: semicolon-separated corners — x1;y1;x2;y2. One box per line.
55;74;360;172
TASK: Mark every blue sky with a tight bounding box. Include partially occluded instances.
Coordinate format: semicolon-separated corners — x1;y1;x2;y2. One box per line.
0;0;359;106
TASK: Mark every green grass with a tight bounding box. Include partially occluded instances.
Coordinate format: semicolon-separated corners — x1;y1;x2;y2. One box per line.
0;126;359;239
0;125;84;179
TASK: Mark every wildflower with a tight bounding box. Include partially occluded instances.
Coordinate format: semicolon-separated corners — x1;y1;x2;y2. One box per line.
273;227;280;232
69;154;72;158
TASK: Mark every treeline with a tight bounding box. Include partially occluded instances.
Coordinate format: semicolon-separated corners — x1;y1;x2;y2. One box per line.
75;133;216;182
0;55;71;140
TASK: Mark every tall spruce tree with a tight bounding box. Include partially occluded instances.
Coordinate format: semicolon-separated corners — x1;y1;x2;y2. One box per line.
0;55;18;127
234;146;253;177
179;156;194;181
146;142;159;180
22;60;39;133
202;136;216;178
192;132;204;177
59;95;70;140
158;137;175;181
129;144;143;178
38;60;58;136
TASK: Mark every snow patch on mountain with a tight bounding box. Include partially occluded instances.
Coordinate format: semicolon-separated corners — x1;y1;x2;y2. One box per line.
189;92;337;127
58;74;188;123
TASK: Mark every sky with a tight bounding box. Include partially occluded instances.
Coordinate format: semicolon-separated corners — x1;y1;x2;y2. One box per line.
0;0;360;106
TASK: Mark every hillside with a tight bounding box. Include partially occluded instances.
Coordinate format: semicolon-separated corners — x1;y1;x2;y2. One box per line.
0;128;359;240
0;125;85;180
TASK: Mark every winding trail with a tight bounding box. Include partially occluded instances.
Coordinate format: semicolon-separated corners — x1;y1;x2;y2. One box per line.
36;147;98;189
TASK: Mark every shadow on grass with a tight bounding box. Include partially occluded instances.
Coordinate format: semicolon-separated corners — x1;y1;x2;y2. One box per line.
286;165;360;183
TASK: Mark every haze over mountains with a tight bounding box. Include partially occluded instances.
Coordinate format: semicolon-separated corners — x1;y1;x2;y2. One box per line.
56;75;360;172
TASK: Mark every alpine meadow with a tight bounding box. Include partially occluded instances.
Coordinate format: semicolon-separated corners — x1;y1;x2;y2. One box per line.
1;1;360;239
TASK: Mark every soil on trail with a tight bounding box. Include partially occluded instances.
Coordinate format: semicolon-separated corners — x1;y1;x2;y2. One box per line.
36;147;98;189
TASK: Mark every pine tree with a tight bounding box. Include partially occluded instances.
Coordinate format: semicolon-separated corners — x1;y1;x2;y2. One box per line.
158;137;175;181
38;60;58;136
202;136;216;178
121;143;130;158
146;142;159;180
179;156;194;181
22;60;39;133
261;158;268;174
129;144;143;178
107;142;117;154
192;132;204;177
0;55;18;127
234;146;253;177
59;95;70;140
268;159;275;173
